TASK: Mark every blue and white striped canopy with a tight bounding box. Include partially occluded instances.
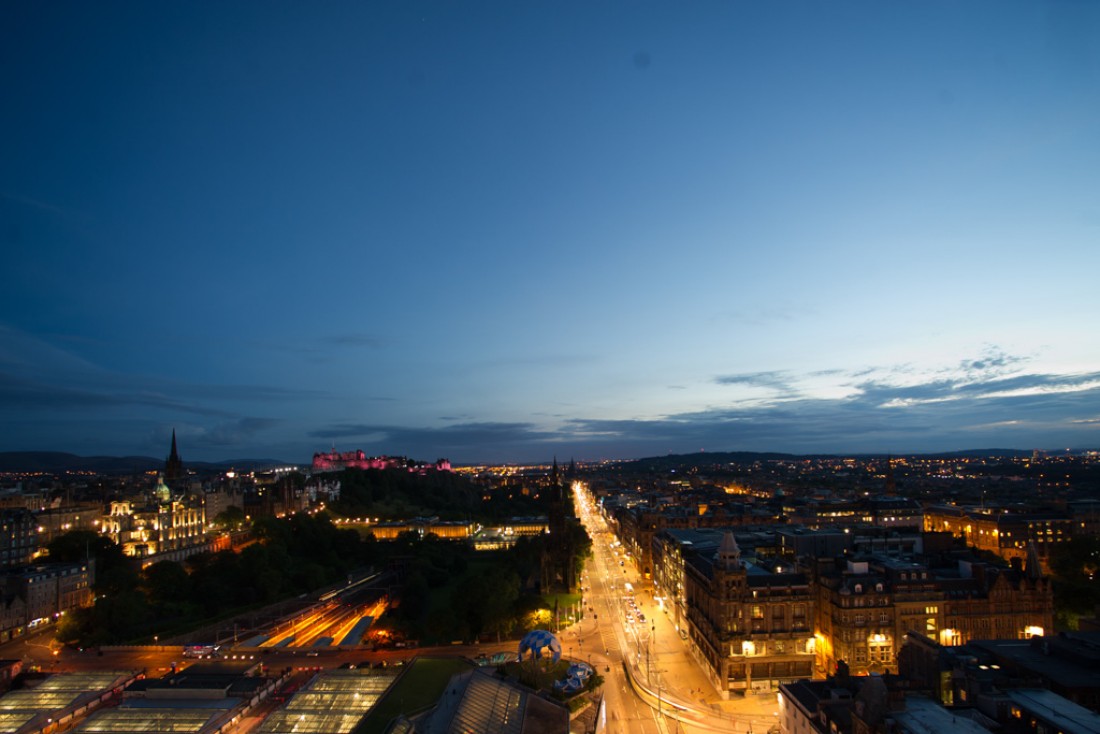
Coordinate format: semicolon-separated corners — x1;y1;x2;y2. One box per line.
517;629;562;664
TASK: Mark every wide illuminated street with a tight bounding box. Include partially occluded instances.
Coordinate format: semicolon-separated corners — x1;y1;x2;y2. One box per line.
0;483;785;734
569;481;781;734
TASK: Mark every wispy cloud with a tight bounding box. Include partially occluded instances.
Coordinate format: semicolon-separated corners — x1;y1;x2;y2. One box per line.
477;352;600;369
579;365;1100;455
308;421;566;460
0;192;70;218
322;333;388;349
295;353;1100;462
960;348;1026;375
185;384;327;401
0;323;326;409
0;369;324;418
5;325;1097;462
0;324;321;459
0;371;235;417
311;421;555;446
714;370;796;393
249;332;392;361
708;305;813;327
856;370;1100;408
178;418;282;448
0;323;103;375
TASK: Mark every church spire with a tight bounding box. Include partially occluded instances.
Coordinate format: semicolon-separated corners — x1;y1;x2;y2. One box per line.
165;429;184;484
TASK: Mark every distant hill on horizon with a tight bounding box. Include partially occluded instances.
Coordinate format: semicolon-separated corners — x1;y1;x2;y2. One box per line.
613;447;1058;471
0;451;295;474
2;446;1089;475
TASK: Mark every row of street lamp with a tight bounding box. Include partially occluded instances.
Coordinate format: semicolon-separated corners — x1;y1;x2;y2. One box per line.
576;481;673;723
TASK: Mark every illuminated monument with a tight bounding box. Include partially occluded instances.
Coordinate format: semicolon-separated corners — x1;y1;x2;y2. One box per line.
311;450;451;473
540;458;578;592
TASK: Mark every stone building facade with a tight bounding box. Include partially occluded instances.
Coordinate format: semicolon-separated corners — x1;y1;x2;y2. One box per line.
101;498;205;558
0;509;38;569
813;547;1053;677
0;561;93;641
658;525;1054;698
683;531;817;696
923;505;1076;571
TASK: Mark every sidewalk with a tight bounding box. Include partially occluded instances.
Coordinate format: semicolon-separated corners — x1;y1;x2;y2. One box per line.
631;578;781;731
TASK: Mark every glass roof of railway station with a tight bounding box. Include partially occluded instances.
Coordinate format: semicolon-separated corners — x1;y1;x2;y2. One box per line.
75;708;224;734
35;672;135;691
259;669;397;734
0;671;138;734
0;711;39;734
0;671;134;713
0;691;80;710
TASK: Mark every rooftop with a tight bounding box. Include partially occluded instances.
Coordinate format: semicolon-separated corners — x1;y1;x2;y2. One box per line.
1005;689;1100;734
889;695;991;734
258;668;397;734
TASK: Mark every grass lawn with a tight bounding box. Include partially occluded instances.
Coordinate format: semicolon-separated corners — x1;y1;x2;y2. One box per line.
543;592;581;608
354;656;474;734
542;592;583;627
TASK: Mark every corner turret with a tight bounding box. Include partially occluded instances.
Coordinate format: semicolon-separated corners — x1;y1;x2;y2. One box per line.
715;531;742;571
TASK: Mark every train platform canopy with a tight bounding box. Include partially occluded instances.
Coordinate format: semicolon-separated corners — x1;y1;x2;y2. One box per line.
0;711;38;734
0;671;137;734
74;707;225;734
33;672;134;693
77;665;265;734
259;668;397;734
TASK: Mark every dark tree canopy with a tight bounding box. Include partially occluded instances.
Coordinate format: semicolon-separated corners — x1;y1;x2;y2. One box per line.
51;511;382;646
331;468;481;520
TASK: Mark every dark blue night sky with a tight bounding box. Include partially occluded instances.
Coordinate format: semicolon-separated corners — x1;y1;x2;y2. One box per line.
2;1;1099;462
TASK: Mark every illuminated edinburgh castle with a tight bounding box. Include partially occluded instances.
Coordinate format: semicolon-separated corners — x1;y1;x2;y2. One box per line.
311;450;451;474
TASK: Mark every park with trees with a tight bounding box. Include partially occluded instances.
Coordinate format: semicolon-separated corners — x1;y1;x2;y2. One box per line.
49;466;591;647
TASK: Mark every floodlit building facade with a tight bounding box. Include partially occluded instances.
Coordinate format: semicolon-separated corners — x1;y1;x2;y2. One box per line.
813;548;1054;678
923;505;1077;570
101;492;205;559
684;531;817;696
661;524;1053;694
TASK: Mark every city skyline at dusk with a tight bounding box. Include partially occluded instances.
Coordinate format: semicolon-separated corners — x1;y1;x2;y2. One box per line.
2;2;1098;463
